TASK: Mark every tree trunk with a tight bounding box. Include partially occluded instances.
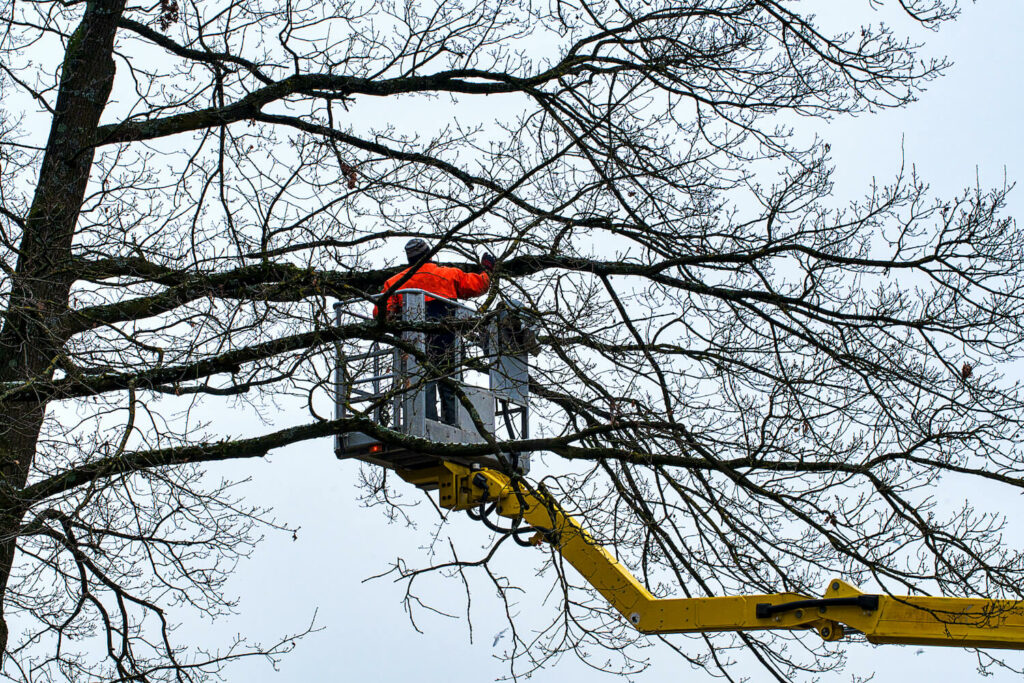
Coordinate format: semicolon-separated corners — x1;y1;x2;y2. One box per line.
0;0;125;655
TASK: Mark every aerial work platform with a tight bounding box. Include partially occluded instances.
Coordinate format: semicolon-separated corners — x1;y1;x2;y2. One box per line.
333;291;1024;650
334;289;533;480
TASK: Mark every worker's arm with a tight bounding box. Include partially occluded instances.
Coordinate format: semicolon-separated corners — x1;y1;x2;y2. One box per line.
415;463;1024;650
449;266;490;298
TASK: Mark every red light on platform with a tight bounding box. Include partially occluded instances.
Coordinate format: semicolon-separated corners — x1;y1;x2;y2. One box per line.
369;444;383;453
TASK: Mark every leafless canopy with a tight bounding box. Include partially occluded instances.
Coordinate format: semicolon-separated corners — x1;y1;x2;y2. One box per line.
1;0;1022;680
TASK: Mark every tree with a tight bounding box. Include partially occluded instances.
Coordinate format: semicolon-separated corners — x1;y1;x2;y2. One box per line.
1;0;1022;679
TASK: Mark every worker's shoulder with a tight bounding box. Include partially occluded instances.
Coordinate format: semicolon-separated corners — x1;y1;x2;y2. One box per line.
383;265;412;284
429;263;474;278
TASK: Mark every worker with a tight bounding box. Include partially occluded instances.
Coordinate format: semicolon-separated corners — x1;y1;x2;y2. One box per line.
376;238;496;425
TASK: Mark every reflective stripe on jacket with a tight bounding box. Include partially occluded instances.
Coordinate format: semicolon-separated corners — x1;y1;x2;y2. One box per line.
374;262;490;315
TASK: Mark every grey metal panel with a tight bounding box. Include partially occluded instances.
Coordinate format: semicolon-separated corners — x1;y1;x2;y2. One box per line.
420;388;494;440
491;353;529;406
334;303;345;456
422;420;467;443
462;385;495;437
401;291;426;438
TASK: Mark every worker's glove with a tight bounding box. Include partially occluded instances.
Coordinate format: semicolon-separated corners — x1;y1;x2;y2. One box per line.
481;252;497;272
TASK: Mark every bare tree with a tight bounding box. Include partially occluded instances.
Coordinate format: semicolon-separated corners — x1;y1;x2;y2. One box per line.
1;0;1022;679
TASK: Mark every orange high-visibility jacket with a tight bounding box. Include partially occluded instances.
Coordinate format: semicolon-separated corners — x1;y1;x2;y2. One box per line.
374;262;490;315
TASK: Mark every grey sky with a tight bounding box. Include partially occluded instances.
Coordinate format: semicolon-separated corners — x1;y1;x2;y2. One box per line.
182;4;1024;682
3;1;1018;681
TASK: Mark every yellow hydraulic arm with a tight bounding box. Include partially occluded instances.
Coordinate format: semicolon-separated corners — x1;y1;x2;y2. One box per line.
400;462;1024;649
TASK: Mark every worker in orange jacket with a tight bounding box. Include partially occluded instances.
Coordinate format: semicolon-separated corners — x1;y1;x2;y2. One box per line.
377;238;496;425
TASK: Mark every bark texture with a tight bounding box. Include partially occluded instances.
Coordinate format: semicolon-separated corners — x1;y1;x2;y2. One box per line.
0;0;125;653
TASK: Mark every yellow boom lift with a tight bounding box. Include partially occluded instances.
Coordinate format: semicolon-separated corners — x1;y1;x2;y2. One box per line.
334;292;1024;650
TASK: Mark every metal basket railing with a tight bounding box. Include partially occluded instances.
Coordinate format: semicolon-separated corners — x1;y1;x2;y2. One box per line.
334;289;531;477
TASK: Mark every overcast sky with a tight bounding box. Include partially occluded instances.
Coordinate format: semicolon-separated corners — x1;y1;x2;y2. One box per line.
169;3;1024;682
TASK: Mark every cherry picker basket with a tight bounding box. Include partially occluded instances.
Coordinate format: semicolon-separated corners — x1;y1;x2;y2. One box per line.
334;290;533;482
